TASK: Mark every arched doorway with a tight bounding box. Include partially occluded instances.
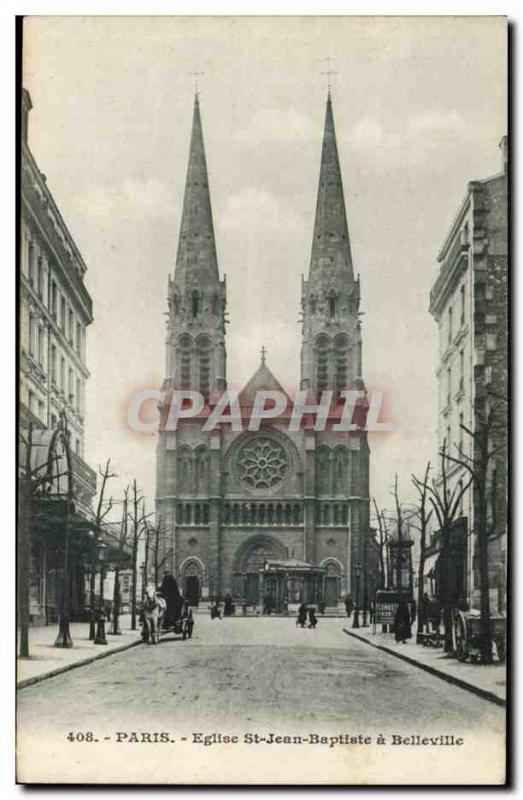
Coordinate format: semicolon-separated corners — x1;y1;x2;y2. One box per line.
180;558;204;606
322;559;343;607
233;535;287;604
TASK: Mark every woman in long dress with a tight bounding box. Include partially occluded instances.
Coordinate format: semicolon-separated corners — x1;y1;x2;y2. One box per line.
394;600;412;643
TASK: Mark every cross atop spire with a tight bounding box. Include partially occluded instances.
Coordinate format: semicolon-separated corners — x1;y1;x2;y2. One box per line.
320;57;337;94
189;69;205;96
260;345;267;365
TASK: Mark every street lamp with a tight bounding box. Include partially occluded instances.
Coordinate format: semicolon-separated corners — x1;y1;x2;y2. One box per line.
86;530;100;640
54;498;74;648
110;562;122;635
94;542;108;645
352;563;362;629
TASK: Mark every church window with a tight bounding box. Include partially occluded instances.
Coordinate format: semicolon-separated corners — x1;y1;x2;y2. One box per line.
179;334;192;388
293;504;301;524
236;436;289;491
334;336;348;395
194;504;201;525
195;447;208;493
322;504;330;525
197;336;211;396
185;503;192;524
232;505;240;525
203;504;209;524
315;445;331;494
315;336;330;396
176;504;183;524
192;290;200;318
328;293;336;317
284;504;292;525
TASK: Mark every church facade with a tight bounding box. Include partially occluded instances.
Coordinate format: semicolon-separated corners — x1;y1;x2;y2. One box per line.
155;92;374;610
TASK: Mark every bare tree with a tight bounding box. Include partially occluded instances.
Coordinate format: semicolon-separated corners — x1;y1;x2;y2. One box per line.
442;401;506;663
416;441;472;653
372;497;389;589
18;422;67;657
89;459;117;639
411;462;434;643
149;516;174;586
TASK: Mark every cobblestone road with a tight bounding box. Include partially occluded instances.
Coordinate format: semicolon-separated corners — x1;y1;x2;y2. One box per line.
18;616;503;732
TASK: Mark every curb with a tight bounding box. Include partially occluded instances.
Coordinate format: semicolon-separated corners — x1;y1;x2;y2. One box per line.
343;628;506;708
17;637;143;690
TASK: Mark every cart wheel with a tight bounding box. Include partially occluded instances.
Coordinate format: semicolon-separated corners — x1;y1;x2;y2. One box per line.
453;610;469;662
496;638;506;663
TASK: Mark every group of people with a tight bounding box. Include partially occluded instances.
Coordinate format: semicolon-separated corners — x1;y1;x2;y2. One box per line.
296;603;318;629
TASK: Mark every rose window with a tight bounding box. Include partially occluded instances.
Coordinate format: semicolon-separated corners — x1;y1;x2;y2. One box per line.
236;437;289;490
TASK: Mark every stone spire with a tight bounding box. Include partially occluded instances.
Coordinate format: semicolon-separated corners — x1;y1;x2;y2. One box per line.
164;93;227;393
309;91;354;286
300;92;362;397
175;93;219;284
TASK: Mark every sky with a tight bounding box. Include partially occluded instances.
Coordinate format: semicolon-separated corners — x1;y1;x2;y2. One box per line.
22;16;507;520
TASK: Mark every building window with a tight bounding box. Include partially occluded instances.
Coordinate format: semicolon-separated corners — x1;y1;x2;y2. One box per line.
328;292;336;318
51;413;57;429
50;280;57;319
76;322;81;356
459;412;464;452
75;438;81;456
76;377;81;412
459;349;464;391
446;424;451;450
448;305;453;345
60;357;66;391
68;368;74;405
37;326;44;365
315;336;330;396
68;308;74;343
28;312;35;356
37;257;44;298
28;390;34;412
460;285;466;327
50;344;57;384
446;366;451;407
28;242;35;286
60;297;66;331
38;400;45;422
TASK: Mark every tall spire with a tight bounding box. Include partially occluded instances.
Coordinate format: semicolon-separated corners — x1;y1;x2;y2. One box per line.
175;93;219;281
309;92;354;283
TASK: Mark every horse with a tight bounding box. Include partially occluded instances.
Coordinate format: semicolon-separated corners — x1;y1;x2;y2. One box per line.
141;584;166;644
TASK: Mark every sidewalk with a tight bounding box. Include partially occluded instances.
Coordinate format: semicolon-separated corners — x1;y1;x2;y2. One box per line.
344;625;506;706
17;614;142;688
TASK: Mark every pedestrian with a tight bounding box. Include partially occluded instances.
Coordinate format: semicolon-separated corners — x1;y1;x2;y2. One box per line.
296;602;307;628
308;608;318;629
344;594;354;618
159;568;183;628
318;599;326;615
394;600;412;643
410;598;417;624
223;592;234;616
210;600;222;620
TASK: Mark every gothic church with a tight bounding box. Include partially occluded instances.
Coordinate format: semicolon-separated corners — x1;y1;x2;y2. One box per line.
156;91;372;610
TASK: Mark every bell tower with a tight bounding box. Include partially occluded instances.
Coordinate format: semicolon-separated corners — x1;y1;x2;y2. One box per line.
164;93;227;398
300;91;363;399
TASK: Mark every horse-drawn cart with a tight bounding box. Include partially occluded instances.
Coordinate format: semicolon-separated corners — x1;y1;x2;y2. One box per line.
140;585;194;644
452;608;506;663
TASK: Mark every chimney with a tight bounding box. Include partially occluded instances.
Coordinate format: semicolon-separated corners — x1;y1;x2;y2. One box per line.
499;135;508;174
21;88;32;145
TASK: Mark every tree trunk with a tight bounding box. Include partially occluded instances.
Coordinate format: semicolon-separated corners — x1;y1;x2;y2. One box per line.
18;484;30;658
477;483;493;663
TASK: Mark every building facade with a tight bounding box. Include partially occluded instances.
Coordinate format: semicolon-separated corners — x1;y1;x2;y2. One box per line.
20;89;97;624
155;92;371;609
428;137;508;613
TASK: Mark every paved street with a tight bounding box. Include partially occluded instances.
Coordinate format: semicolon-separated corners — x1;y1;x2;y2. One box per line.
18;616;504;733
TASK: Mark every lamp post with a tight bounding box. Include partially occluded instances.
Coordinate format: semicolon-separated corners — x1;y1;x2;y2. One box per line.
54;499;73;648
86;530;100;640
111;564;122;635
362;540;368;627
94;542;108;645
352;563;362;629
